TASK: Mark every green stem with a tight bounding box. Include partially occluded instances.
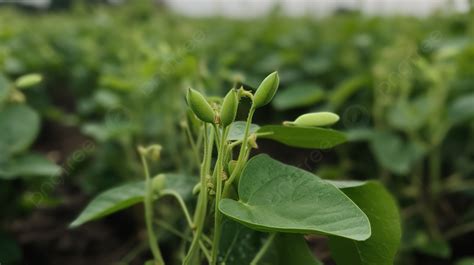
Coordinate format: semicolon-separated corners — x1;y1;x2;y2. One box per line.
160;190;194;229
250;233;276;265
223;106;256;197
210;126;229;265
140;154;165;265
184;125;214;265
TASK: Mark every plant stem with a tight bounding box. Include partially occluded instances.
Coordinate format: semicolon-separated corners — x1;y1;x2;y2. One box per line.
160;190;194;229
210;126;229;265
140;154;165;265
223;106;256;197
184;125;214;265
250;233;276;265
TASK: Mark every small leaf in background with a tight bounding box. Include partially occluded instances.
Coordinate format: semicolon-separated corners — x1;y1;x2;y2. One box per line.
219;154;370;240
258;125;346;149
328;181;401;265
387;97;432;132
328;75;370;109
15;73;43;89
411;232;451;259
0;104;40;156
272;84;325;111
69;181;144;228
448;93;474;125
227;121;260;141
370;131;425;175
0;153;61;180
70;173;194;227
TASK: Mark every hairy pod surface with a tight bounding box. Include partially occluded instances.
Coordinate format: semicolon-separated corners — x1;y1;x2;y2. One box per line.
253;71;279;108
186;88;215;124
293;112;340;127
220;89;239;127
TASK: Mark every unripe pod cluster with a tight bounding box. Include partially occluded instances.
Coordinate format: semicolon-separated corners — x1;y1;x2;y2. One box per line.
291;112;340;127
253;71;279;108
220;89;239;127
186;88;216;124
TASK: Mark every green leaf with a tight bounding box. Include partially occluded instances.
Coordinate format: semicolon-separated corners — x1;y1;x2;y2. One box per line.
218;218;266;265
70;173;194;228
227;121;260;141
219;154;371;240
411;232;451;259
272;84;325;111
329;181;401;265
218;219;322;265
258;125;346;149
0;153;61;180
0;104;40;156
265;234;323;265
328;75;370;109
370;131;425;175
448;93;474;125
387;98;432;132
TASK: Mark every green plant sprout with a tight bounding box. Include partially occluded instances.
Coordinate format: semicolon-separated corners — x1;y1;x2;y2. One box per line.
71;72;401;265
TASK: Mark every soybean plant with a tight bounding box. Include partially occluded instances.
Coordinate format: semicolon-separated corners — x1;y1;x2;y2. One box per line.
71;72;401;265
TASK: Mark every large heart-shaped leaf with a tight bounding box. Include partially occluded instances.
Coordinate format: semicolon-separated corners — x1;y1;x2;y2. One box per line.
0;153;61;180
328;180;401;265
272;84;325;111
70;173;194;228
0;104;40;156
219;154;370;240
257;125;346;149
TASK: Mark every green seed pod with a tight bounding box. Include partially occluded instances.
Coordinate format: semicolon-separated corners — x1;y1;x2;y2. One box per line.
152;174;166;193
220;89;239;127
253;71;279;108
186;88;215;124
15;73;42;89
293;112;340;127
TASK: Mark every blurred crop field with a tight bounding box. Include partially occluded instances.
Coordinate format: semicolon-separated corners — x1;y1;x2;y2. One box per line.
0;1;474;265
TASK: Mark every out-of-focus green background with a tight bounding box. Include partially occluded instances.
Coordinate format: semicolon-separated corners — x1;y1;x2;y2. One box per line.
0;1;473;264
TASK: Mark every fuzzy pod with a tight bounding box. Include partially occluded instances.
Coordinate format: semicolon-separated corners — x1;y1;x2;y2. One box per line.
15;73;42;89
253;71;279;108
152;174;166;193
293;112;340;127
186;88;216;124
220;89;239;127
